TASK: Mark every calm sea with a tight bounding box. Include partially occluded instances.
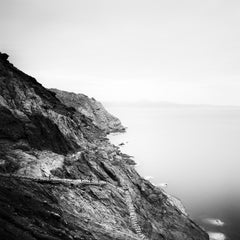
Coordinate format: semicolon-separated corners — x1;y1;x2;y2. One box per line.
106;103;240;240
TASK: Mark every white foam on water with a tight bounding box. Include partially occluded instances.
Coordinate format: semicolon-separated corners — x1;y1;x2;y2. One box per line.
144;176;154;180
208;232;226;240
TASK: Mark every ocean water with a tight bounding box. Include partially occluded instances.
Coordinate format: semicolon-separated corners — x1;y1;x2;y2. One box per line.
106;104;240;240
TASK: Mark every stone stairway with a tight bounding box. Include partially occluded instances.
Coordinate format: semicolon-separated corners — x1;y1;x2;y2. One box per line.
0;173;148;240
123;186;148;240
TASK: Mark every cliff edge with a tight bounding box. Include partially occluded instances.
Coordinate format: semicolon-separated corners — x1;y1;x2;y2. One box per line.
50;88;126;134
0;52;209;240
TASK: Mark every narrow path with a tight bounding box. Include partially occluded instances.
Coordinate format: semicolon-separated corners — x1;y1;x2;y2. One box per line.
123;185;148;240
0;173;107;186
0;173;148;240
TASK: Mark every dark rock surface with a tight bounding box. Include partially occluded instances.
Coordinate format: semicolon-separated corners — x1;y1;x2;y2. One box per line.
0;52;209;240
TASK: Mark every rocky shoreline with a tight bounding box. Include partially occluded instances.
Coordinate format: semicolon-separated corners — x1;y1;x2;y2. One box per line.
0;52;209;240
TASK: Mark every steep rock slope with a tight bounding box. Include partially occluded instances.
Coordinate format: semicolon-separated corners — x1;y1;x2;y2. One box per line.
0;52;209;240
0;54;103;155
50;88;125;133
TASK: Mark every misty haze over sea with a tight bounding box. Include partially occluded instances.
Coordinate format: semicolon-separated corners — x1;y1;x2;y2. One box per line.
1;0;240;239
107;102;240;240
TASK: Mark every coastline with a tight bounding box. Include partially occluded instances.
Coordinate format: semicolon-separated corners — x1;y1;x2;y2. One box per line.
108;120;228;240
0;52;209;240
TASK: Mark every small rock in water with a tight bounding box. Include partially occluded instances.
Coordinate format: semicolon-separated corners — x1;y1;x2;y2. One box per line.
157;183;168;188
203;218;224;226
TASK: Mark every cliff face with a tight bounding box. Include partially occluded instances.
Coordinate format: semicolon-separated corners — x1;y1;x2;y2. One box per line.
0;54;104;155
0;52;209;240
50;88;126;134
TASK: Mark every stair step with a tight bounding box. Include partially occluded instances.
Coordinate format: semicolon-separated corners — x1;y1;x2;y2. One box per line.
124;187;148;240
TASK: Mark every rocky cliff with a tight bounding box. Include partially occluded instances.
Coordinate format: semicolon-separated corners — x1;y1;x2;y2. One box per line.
50;88;125;134
0;52;209;240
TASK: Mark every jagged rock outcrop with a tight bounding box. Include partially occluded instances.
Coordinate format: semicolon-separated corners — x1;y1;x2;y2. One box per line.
0;53;104;155
0;52;209;240
50;88;126;133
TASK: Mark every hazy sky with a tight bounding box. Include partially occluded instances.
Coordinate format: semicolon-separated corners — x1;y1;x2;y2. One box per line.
1;0;240;105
